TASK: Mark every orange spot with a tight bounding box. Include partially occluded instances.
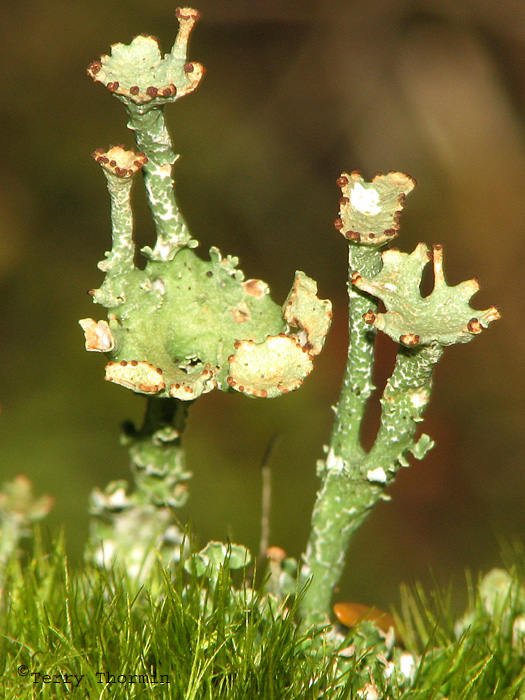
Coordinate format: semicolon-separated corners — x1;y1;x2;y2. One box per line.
333;602;398;639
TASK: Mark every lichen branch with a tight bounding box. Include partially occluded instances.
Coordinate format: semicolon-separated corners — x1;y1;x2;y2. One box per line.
299;171;499;629
88;397;191;579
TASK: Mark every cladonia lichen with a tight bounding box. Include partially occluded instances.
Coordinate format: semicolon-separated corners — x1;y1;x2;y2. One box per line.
81;6;331;576
80;6;500;633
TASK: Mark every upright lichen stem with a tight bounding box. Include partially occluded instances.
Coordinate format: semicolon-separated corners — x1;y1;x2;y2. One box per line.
102;170;135;272
126;105;195;256
362;343;442;472
126;395;192;508
89;396;192;578
300;342;442;618
330;246;382;461
299;171;498;628
299;171;417;628
300;245;383;627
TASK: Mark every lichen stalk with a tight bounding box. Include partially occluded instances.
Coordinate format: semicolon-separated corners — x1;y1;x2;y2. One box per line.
89;396;191;579
300;171;418;628
83;8;333;577
299;248;382;628
330;245;382;460
300;166;498;627
100;169;136;274
362;342;442;474
126;105;196;257
125;395;192;508
300;344;443;625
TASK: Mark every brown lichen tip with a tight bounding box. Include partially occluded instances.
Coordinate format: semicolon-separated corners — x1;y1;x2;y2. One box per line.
174;7;201;47
337;170;416;246
227;335;314;399
92;146;147;179
168;363;217;400
105;360;166;394
87;9;203;106
399;333;420;347
79;318;116;352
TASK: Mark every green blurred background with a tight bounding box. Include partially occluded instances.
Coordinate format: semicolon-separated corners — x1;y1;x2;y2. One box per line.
0;0;524;612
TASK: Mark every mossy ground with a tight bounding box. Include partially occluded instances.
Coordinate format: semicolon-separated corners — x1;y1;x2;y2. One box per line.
2;531;525;699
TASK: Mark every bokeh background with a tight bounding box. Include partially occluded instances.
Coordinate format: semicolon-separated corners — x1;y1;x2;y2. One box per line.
0;0;524;613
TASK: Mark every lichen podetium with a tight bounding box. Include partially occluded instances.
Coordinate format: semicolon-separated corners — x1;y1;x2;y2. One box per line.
80;7;332;575
299;171;500;628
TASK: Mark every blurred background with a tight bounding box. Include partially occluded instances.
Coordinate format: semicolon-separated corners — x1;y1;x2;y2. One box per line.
0;0;524;613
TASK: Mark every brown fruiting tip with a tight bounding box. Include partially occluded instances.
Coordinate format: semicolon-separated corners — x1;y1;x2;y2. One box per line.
89;62;102;74
130;85;140;95
146;86;158;97
363;311;376;324
339;196;349;205
346;231;360;241
467;318;483;334
120;360;127;366
400;334;420;346
334;218;344;230
336;175;349;188
184;62;194;73
351;272;361;284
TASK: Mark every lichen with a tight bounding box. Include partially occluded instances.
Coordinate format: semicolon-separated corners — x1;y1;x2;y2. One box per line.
353;243;500;346
82;9;331;400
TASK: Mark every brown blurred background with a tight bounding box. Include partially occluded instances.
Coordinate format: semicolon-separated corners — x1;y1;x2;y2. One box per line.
0;0;524;612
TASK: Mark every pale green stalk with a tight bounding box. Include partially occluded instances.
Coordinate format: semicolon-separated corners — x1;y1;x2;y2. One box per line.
83;8;332;578
89;397;191;579
300;245;382;625
126;104;196;257
299;172;498;628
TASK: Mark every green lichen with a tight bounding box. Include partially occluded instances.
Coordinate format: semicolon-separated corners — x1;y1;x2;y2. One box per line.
80;5;500;632
82;7;331;578
81;11;331;403
353;243;500;347
300;173;500;628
